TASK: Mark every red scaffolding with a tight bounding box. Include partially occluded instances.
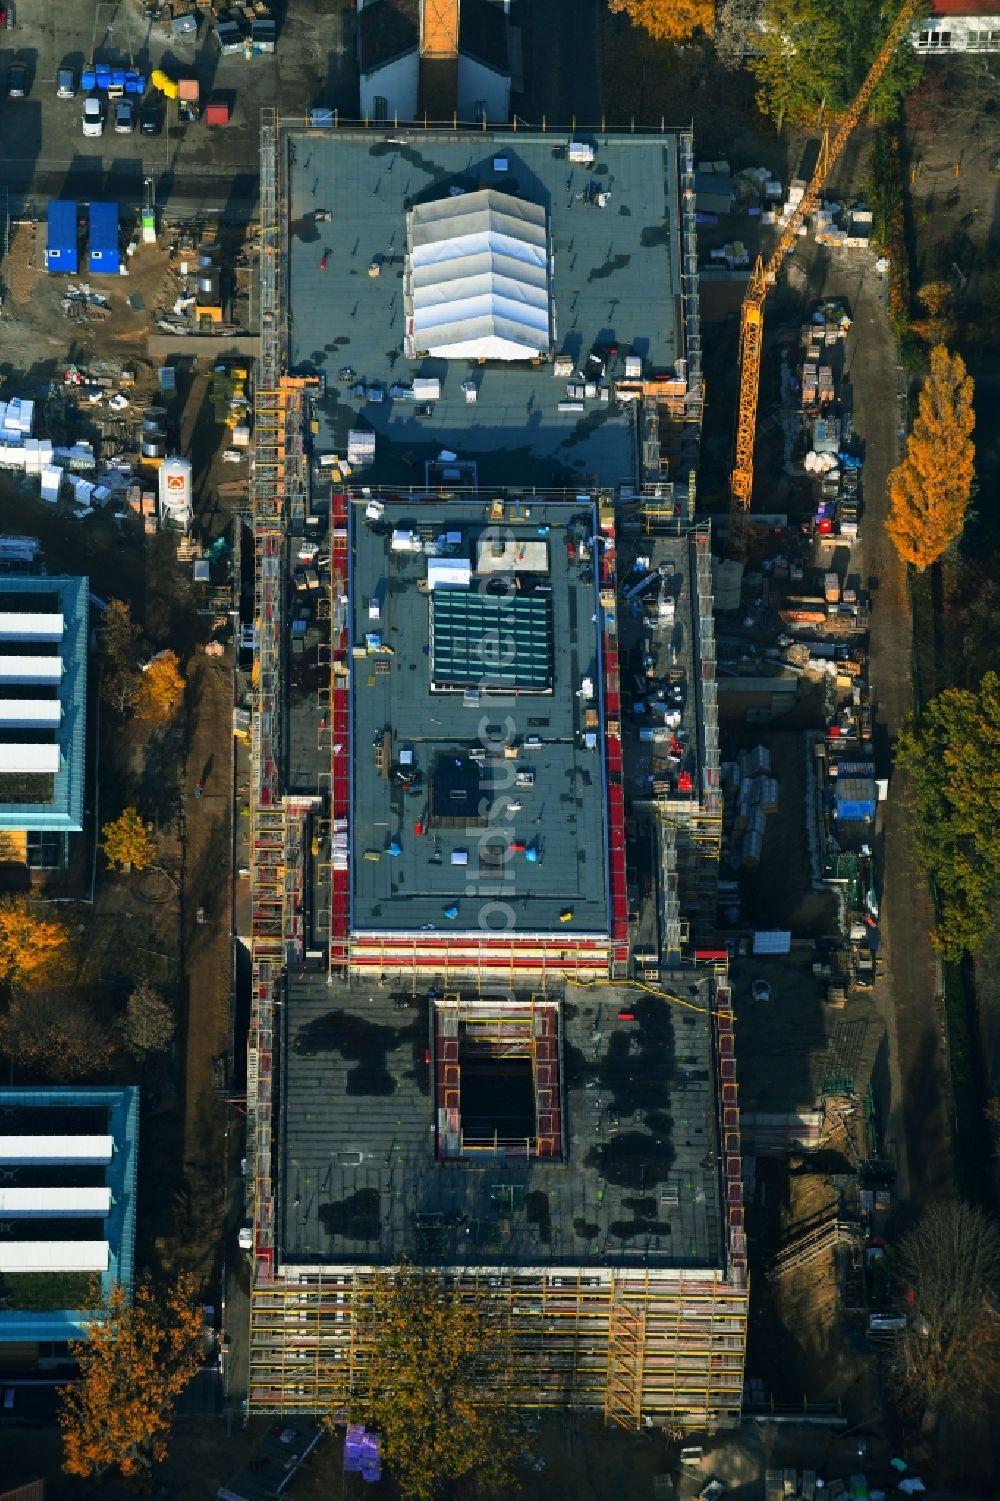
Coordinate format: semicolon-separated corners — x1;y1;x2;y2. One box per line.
599;497;629;966
329;490;350;968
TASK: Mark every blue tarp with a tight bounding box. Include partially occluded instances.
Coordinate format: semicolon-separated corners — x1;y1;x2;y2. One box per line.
45;200;78;274
88;201;120;275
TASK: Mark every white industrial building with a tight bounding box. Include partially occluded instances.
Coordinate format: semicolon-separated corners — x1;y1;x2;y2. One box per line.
910;2;1000;50
0;1087;139;1352
404;189;552;360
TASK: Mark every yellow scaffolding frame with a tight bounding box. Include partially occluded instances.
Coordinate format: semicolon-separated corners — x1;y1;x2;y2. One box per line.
248;1264;748;1425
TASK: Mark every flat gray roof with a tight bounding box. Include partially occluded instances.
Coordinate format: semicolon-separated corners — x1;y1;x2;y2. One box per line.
279;975;726;1271
285;127;687;487
348;496;611;937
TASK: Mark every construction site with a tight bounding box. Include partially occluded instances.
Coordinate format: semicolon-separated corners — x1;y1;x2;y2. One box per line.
243;109;746;1431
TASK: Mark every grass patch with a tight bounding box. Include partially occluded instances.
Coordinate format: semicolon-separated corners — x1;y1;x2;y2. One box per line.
942;961;992;1202
908;567;938;713
0;1270;102;1312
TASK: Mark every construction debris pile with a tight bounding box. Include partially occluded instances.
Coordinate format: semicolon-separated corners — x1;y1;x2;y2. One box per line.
765;1469;926;1499
61;283;113;322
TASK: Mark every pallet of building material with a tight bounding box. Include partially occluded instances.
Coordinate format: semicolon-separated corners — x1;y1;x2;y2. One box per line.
741;830;762;866
758;776;779;812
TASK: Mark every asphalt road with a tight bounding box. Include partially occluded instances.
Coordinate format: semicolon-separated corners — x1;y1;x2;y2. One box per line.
842;260;954;1206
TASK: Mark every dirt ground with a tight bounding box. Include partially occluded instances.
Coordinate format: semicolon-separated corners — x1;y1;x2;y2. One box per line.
746;1156;873;1414
8;1405;981;1501
0;164;246;1275
902;60;1000;1195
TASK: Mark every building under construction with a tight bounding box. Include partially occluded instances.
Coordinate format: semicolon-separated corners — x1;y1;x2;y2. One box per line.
245;112;744;1429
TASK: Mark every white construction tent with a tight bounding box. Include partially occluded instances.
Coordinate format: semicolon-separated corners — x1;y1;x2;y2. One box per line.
404;189;552;361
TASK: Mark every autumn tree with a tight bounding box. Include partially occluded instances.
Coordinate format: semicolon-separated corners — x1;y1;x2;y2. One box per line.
2;989;112;1079
913;280;956;345
59;1273;204;1480
136;650;185;725
119;980;175;1061
895;671;1000;959
338;1263;518;1501
751;0;919;129
0;897;71;994
886;345;975;571
608;0;714;43
101;598;142;716
102;807;155;872
891;1202;1000;1434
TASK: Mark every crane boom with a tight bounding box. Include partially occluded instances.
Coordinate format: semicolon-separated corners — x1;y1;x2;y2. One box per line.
728;0;922;553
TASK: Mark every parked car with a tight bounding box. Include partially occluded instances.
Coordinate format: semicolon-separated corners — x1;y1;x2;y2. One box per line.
56;66;77;98
6;60;28;97
139;101;161;135
113;99;135;133
82;95;104;137
751;978;771;1003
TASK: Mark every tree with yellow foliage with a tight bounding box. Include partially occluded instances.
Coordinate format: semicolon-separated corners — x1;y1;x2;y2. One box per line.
59;1273;204;1480
102;807;155;872
886;345;975;572
608;0;714;42
0;897;71;994
916;281;956;344
136;650;185;725
339;1263;517;1501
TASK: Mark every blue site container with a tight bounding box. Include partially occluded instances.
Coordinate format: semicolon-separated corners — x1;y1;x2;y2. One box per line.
88;201;120;276
45;200;78;275
81;67;96;91
834;775;877;823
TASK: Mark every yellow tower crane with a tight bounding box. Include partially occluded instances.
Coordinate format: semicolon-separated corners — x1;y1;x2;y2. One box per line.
727;0;923;558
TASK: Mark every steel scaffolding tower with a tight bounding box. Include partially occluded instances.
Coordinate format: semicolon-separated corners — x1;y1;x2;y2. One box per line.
247;107;287;1276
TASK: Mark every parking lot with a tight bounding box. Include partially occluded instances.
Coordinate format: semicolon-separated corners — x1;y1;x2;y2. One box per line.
0;0;355;216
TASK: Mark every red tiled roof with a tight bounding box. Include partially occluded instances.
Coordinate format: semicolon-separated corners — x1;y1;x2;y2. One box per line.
926;1;1000;14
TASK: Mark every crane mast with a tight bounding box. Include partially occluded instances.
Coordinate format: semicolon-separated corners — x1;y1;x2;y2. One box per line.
727;0;922;556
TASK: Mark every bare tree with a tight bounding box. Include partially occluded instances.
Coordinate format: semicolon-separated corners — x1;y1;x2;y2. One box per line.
715;0;762;70
891;1201;1000;1434
119;981;176;1062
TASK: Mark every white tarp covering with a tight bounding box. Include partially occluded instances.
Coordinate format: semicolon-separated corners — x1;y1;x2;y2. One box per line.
0;612;64;640
0;699;62;727
0;1135;113;1164
0;655;63;684
0;1240;110;1273
0;1186;112;1217
405;190;551;361
427;557;472;591
0;743;60;774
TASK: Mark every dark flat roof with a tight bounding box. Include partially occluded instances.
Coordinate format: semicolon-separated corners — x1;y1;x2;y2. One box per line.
359;0;419;74
279;975;726;1271
460;0;508;73
348;496;611;937
285;127;686;487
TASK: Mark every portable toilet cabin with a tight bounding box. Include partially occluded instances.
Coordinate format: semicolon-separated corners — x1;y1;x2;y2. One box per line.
45;200;78;274
88;201;120;276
